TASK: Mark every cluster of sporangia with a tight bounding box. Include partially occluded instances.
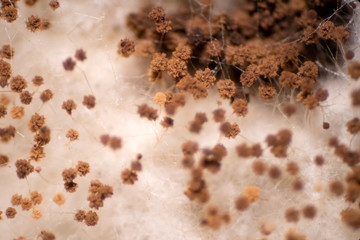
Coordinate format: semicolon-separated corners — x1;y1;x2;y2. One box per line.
0;0;360;239
118;0;360;238
0;0;125;239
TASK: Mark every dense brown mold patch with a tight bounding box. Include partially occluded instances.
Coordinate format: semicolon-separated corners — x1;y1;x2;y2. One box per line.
126;0;355;120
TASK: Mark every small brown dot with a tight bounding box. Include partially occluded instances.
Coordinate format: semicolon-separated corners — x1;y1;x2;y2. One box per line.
302;204;317;219
285;229;306;240
252;160;267;175
314;155;325;166
329;180;344;196
85;211;99;226
49;0;60;10
213;108;225;122
75;49;87;61
62;168;77;183
109;136;122;150
13;237;27;240
232;98;248;117
10;75;27;93
323;122;330;129
346;50;355;60
63;57;76;71
282;103;297;117
76;161;90;176
181;141;199;156
28;113;45;132
235;196;249;211
62;99;77;115
286;162;299;175
32;76;44;86
0;95;10;106
150;53;168;72
0;105;7;118
346;117;360;135
64;181;78;193
0;125;16;142
34;126;51;146
40;89;54;103
313;183;323;192
26;15;50;32
5;207;17;219
351;89;360;106
121;168;138;184
25;0;38;6
173;44;191;61
82;95;96;109
182;156;195;168
87;179;113;209
21;198;33;211
220;122;240;138
0;154;9;167
189;112;208;133
30;191;42;205
217;79;236;99
167;58;187;79
15;159;34;179
0;59;12;87
243;186;260;203
292;179;303;191
260;221;275;236
258;85;277;100
75;210;86;222
53;193;65;205
268;165;282;179
39;230;55;240
100;134;110;146
10;106;24;119
315;88;328;102
348;61;360;80
2;6;18;23
11;194;22;206
153;92;167;105
117;38;135;57
20;91;32;105
66;129;79;141
285;207;300;223
341;208;360;229
0;45;14;59
137;104;158;121
31;208;42;219
160;116;174;128
130;160;142;172
349;1;357;9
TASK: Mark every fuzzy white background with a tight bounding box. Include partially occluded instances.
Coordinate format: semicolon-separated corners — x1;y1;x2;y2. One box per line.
0;0;360;239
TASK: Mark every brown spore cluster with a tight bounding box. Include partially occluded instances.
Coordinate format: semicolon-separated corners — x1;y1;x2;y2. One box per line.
99;134;122;150
121;154;143;184
25;15;50;32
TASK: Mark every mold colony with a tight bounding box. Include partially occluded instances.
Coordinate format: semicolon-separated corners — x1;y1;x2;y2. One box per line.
0;0;360;239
